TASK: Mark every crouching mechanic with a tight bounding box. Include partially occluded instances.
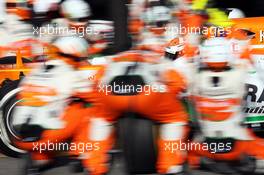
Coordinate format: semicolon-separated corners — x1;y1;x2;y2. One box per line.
12;36;96;175
184;37;264;174
84;50;189;175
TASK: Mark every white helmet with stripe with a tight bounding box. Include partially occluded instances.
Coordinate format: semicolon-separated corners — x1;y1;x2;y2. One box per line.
200;37;234;68
165;37;184;60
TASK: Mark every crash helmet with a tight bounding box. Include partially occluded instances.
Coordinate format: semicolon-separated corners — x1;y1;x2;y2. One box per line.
199;37;234;69
142;0;172;33
60;0;91;29
53;36;89;62
32;0;61;24
33;0;60;13
165;37;184;60
87;20;114;42
228;8;245;19
6;0;32;20
86;20;114;54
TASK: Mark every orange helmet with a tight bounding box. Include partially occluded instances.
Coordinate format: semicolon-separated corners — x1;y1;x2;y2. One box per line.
6;0;32;20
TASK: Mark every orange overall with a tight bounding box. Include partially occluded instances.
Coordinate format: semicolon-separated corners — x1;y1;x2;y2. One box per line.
84;51;189;175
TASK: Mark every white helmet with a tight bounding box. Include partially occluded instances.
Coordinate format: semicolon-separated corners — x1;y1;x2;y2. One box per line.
61;0;91;21
200;37;234;68
143;5;172;27
33;0;61;13
53;36;89;58
228;8;245;19
165;37;184;60
88;20;114;41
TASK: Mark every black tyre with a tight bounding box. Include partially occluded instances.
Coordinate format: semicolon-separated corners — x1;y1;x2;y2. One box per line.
118;113;157;174
0;80;26;157
200;157;238;174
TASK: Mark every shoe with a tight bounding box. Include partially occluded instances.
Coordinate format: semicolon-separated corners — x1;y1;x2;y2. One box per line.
70;158;84;173
21;154;41;175
162;163;191;175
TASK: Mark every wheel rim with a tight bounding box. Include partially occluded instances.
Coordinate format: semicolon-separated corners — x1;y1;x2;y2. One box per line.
0;88;26;154
6;99;23;140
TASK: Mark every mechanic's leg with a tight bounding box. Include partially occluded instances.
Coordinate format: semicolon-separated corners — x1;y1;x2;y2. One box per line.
15;102;87;175
187;151;201;169
142;93;189;174
82;107;118;175
245;135;264;173
15;103;86;150
69;107;94;158
30;152;52;166
21;151;53;175
157;122;188;174
69;107;97;173
41;103;87;143
246;129;264;157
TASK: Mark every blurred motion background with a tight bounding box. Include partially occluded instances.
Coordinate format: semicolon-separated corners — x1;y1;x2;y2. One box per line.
0;0;264;175
1;0;263;54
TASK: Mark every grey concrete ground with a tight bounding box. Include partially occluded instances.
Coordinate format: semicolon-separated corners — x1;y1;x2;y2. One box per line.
0;154;226;175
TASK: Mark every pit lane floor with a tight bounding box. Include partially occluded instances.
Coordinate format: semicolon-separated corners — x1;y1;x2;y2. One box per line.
0;154;231;175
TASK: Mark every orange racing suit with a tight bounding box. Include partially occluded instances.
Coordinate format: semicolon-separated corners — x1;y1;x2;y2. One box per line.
179;55;264;172
84;50;189;175
12;57;98;167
